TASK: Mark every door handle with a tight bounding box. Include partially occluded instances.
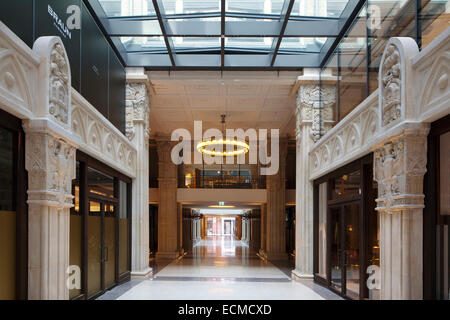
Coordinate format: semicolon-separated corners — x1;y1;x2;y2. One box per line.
103;246;108;262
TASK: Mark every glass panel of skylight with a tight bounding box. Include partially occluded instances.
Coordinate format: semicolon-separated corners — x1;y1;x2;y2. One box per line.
172;37;221;51
279;37;328;53
99;0;156;17
225;37;273;51
291;0;350;18
226;0;285;15
118;36;167;52
174;0;221;14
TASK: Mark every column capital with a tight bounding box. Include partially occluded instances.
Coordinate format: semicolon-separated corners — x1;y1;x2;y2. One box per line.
373;124;430;213
295;75;336;142
24;130;76;210
125;79;150;141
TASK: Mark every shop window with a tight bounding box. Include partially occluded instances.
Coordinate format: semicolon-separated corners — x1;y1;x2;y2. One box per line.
0;126;16;300
318;182;327;279
314;155;378;300
69;152;132;299
88;167;114;198
331;170;361;201
118;181;130;276
69;162;82;299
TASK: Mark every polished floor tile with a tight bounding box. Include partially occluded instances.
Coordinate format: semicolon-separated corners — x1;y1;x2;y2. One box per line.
117;279;326;300
100;236;342;300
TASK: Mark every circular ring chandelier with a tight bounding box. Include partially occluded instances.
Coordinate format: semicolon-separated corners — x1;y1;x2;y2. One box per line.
196;115;249;157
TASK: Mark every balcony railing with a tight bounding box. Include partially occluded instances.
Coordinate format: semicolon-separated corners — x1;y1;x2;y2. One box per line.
184;175;266;189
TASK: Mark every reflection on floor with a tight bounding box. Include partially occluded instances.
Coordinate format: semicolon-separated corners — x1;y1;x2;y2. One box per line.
98;236;342;300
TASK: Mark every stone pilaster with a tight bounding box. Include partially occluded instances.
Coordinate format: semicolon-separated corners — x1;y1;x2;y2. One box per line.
24;129;76;300
373;125;429;299
25;36;76;300
241;215;250;244
156;139;179;258
126;70;152;277
374;37;424;299
293;69;336;278
265;139;287;260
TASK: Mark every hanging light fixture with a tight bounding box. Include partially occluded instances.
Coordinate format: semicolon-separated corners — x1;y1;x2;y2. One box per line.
196;114;249;156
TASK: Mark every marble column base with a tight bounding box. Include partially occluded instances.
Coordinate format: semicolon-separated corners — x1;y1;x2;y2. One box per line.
156;251;180;259
291;269;314;280
131;267;153;278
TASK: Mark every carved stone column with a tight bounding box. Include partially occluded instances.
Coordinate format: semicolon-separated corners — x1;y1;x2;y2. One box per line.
126;70;151;277
265;138;287;260
24;36;76;300
293;69;336;278
374;37;424;299
156;139;179;258
374;125;429;299
24;130;76;300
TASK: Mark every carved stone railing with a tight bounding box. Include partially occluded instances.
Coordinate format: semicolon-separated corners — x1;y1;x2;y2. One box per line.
71;89;136;178
309;90;379;180
412;28;450;123
0;21;39;119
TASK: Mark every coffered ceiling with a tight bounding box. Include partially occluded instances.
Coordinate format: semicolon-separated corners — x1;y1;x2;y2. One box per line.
147;70;300;138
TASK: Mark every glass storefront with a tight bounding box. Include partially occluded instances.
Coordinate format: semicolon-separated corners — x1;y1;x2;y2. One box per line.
0;126;16;300
0;111;27;300
424;115;450;300
69;152;132;300
314;154;379;299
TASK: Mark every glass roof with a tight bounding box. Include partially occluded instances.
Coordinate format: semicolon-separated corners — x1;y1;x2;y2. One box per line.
93;0;365;69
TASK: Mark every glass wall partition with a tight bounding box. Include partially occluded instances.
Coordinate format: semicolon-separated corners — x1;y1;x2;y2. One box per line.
420;0;450;49
319;0;449;131
339;7;368;120
313;154;379;300
69;152;132;300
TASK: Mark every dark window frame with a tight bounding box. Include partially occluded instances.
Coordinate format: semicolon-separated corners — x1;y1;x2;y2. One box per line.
70;150;132;300
0;109;28;300
313;153;377;300
423;114;450;300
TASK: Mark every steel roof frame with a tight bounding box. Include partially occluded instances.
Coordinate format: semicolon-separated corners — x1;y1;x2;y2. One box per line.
85;0;367;70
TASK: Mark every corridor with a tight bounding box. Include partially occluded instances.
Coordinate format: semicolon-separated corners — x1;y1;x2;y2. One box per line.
98;236;341;300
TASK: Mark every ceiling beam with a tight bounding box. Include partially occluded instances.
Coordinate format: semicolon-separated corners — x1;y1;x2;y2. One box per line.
319;0;367;68
107;19;340;37
152;0;176;66
126;53;320;68
269;0;296;67
221;0;225;67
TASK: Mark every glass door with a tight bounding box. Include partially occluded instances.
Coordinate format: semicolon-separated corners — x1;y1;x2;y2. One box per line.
87;199;117;298
328;203;361;298
104;203;116;289
329;207;343;292
344;203;360;299
87;200;102;298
